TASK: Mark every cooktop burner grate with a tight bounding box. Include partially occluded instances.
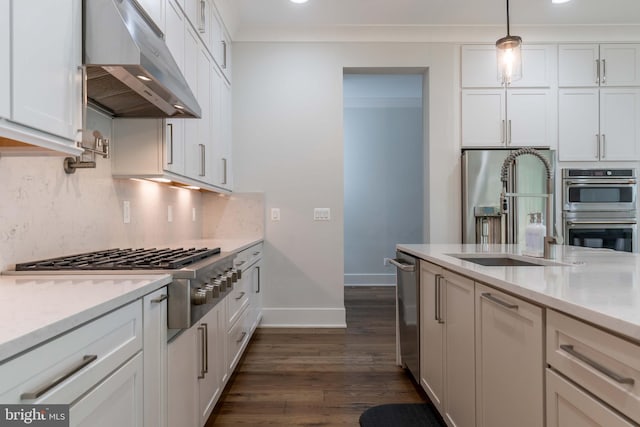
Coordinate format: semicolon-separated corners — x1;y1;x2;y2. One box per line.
15;247;222;271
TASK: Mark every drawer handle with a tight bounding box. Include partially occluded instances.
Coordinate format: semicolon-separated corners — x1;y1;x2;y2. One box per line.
560;344;635;385
151;294;168;303
235;291;246;300
21;355;98;400
481;293;518;310
252;251;261;256
236;260;246;266
236;331;247;343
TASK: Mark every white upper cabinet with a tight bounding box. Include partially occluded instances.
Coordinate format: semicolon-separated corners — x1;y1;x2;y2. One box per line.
559;88;640;161
0;0;9;120
185;0;211;47
461;44;556;88
461;90;506;147
559;44;640;87
1;0;83;155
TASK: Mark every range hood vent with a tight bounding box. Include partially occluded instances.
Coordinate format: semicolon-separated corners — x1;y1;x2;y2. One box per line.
84;0;201;119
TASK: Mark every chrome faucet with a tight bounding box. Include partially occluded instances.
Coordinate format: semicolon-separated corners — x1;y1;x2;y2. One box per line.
500;148;556;258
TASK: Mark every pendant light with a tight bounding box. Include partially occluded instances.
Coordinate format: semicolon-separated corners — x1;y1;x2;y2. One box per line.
496;0;522;85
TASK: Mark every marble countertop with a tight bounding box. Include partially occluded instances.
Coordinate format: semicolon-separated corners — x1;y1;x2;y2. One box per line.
397;243;640;344
0;274;172;363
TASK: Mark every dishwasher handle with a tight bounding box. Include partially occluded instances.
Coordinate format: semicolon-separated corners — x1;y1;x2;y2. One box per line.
389;258;415;272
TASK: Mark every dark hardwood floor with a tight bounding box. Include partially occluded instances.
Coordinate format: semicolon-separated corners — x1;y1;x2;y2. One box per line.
206;286;428;426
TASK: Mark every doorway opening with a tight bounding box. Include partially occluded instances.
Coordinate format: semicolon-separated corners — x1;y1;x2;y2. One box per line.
343;69;428;288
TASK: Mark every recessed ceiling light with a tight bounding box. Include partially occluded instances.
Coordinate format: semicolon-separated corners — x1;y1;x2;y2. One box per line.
552;0;571;3
290;0;309;3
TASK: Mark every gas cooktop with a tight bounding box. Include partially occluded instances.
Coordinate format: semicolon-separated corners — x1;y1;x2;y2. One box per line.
14;247;221;271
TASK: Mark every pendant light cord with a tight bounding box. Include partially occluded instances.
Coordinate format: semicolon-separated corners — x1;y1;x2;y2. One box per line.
506;0;511;36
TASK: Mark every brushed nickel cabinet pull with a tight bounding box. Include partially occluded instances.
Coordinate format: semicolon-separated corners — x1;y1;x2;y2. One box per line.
501;119;505;145
601;134;606;159
151;294;168;303
596;134;600;159
434;274;442;322
199;144;205;176
222;157;227;184
167;123;174;165
256;266;261;293
601;59;606;84
595;59;600;84
199;0;206;33
198;325;206;379
508;119;512;145
236;331;247;343
481;292;518;310
21;355;98;400
235;291;246;300
560;344;634;385
222;40;227;69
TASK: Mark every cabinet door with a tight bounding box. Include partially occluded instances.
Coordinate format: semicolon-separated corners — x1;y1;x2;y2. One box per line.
461;45;500;88
546;369;635;427
507;89;555;147
12;0;81;140
0;0;9;119
211;70;233;190
511;45;557;88
164;0;187;175
143;288;168;427
198;304;223;425
419;261;445;413
558;44;599;87
558;89;600;161
461;90;506;147
443;271;475;427
70;353;143;427
185;0;210;48
168;327;198;427
600;44;640;87
599;88;640;161
475;284;543;427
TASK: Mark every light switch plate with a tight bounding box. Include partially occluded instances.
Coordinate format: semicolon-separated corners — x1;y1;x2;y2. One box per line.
314;208;330;221
271;208;281;221
192;207;196;222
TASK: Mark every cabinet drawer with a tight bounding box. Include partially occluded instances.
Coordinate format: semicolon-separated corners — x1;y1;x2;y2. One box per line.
234;242;264;271
227;307;251;372
227;274;250;327
0;301;142;404
547;310;640;424
546;368;635;427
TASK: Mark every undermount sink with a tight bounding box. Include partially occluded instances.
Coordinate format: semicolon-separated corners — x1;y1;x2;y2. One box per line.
447;253;568;267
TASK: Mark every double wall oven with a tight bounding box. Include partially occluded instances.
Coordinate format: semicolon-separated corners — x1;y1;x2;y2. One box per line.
562;169;637;252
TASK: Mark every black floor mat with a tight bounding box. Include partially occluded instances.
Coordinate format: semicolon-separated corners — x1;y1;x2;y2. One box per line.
359;403;446;427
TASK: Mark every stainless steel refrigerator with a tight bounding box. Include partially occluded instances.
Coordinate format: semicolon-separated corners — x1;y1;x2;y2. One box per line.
462;149;555;245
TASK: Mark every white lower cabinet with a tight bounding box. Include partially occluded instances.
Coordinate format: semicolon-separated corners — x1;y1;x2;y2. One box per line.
143;288;168;427
475;283;543;427
167;325;199;427
70;353;144;427
419;261;475;427
197;302;224;426
546;309;640;425
546;369;635;427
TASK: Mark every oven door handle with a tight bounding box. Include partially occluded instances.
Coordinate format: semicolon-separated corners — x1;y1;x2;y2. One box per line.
564;179;637;185
566;220;638;226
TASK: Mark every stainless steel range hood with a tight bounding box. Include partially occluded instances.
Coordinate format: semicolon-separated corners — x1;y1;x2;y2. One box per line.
83;0;201;118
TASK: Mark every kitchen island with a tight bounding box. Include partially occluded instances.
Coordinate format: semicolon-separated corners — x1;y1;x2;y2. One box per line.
397;243;640;427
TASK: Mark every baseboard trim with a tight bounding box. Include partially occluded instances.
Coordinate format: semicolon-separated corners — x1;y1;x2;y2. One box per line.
260;307;347;328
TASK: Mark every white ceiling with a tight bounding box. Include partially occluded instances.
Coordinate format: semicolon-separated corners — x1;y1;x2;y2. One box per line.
216;0;640;41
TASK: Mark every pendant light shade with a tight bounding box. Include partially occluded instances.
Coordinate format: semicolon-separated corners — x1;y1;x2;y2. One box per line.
496;0;522;85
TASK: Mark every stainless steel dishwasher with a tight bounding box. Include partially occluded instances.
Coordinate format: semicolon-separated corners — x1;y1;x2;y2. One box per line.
390;251;420;382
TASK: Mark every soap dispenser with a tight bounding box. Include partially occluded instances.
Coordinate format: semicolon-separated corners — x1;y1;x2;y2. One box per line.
534;212;546;257
524;213;537;256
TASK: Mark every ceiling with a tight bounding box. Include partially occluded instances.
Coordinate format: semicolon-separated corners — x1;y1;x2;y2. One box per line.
216;0;640;41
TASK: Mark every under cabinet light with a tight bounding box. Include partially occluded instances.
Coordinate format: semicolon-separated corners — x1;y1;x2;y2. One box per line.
290;0;309;3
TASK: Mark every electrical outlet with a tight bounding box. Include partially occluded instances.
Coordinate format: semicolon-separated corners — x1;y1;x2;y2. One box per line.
271;208;281;221
314;208;330;221
123;201;131;224
192;207;196;222
167;205;173;223
383;257;390;266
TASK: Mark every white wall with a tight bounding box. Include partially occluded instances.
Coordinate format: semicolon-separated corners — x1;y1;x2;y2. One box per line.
232;42;460;327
